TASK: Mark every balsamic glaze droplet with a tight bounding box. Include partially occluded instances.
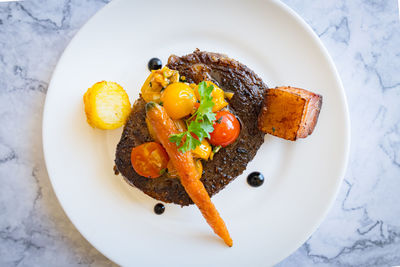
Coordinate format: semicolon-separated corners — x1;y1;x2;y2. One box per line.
154;203;165;215
247;172;264;187
148;58;162;71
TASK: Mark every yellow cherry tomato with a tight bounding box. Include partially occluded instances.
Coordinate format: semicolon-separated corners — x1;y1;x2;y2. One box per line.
192;139;212;160
161;82;196;119
194;81;228;112
211;86;229;112
141;72;162;103
224;91;234;100
140;67;180;103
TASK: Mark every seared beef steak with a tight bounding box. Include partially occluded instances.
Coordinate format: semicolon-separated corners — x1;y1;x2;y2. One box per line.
115;50;266;206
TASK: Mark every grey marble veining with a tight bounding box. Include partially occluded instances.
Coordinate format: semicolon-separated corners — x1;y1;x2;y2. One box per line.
0;0;399;266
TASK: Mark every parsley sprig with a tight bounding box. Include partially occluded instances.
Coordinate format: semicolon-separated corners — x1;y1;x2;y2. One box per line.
169;81;216;152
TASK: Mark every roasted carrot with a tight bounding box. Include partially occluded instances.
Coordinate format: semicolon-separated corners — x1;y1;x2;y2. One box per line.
146;102;233;247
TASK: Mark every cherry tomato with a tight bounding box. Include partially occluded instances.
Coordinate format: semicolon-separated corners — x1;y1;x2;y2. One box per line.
131;142;169;178
209;110;240;147
161;82;196;119
192;139;212;160
194;81;228;112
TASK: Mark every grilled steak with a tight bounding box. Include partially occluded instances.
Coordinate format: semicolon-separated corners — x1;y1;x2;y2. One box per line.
115;50;267;206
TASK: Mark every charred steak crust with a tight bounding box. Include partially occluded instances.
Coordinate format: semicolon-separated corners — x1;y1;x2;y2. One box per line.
115;50;267;206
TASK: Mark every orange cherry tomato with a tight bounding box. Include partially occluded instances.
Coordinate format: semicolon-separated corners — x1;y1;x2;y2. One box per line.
209;110;240;147
160;82;196;119
131;142;169;178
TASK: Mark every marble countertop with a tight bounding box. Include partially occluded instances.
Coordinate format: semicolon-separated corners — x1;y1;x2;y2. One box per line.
0;0;399;266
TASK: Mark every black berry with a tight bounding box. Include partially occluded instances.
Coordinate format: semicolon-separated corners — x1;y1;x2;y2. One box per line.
247;172;264;187
148;58;162;71
154;203;165;214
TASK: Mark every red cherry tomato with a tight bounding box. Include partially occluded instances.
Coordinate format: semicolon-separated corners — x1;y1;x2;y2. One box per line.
209;110;240;147
131;142;169;178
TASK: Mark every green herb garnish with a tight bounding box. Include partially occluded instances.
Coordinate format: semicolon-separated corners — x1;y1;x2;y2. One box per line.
169;81;216;152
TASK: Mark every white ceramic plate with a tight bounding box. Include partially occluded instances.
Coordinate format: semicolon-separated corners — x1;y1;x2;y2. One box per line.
42;0;350;266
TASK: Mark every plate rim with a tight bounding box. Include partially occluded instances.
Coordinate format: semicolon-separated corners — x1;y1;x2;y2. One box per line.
42;0;351;265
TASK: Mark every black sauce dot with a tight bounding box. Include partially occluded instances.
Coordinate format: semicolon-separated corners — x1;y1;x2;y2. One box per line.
247;172;264;187
154;203;165;215
148;58;162;71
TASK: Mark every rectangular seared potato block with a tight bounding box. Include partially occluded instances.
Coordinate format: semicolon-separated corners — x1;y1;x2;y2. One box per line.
257;86;322;141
